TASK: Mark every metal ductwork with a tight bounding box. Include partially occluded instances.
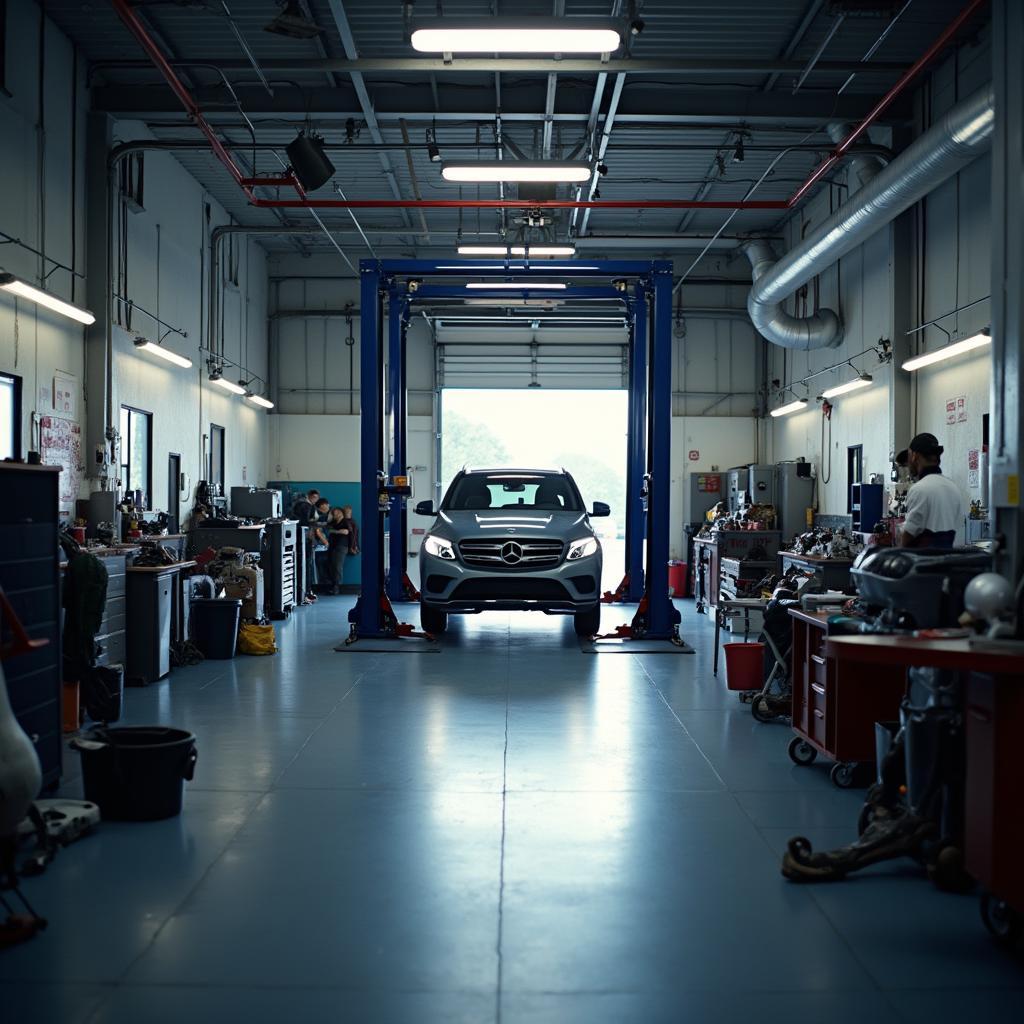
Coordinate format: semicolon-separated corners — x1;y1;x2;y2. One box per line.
746;86;995;351
826;122;884;193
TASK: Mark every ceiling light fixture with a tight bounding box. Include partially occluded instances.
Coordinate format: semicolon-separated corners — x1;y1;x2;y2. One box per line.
245;393;275;409
769;398;809;418
209;372;247;395
456;245;576;257
0;272;96;325
264;0;321;39
133;336;192;369
821;373;873;399
465;282;567;290
426;128;441;163
902;330;991;371
442;160;591;184
410;17;621;55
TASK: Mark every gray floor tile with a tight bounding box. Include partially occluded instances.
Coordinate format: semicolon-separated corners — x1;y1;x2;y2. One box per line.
89;985;495;1024
0;982;108;1024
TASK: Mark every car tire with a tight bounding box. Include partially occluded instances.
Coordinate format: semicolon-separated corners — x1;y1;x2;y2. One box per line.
421;604;448;634
573;604;601;637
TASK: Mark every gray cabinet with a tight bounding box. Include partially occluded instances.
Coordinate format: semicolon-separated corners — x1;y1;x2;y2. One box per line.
126;567;174;685
94;553;127;669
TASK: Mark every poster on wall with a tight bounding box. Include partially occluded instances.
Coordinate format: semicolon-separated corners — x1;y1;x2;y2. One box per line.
946;394;967;425
40;416;83;515
968;448;980;489
53;373;79;419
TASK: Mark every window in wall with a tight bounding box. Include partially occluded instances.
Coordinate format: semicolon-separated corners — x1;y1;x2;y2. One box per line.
0;371;22;460
846;444;863;514
119;405;153;507
209;424;225;493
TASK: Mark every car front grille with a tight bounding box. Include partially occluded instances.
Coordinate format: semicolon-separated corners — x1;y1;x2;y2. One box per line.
451;578;571;601
458;538;564;569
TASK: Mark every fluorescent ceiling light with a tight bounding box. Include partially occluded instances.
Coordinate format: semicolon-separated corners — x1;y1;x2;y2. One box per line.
457;245;576;257
821;374;872;399
133;337;192;369
210;374;247;395
410;18;621;55
246;393;275;409
902;331;991;371
465;282;567;290
0;272;96;325
769;399;808;418
442;161;590;183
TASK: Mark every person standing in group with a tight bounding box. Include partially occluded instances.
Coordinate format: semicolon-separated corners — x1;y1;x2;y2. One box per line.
291;488;321;603
327;506;350;595
342;505;359;558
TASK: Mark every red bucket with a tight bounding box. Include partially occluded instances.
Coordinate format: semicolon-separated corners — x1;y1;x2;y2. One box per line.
723;642;764;691
668;560;688;596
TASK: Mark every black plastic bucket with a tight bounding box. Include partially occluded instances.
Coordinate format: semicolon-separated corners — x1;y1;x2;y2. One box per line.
190;597;242;659
71;726;197;821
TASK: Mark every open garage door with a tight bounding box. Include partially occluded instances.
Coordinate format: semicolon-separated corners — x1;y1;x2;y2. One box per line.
440;389;628;592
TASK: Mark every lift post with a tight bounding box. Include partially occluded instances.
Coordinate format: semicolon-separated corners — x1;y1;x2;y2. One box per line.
349;258;680;643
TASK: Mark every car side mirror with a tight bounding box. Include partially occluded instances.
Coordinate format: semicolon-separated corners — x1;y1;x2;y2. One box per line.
591;501;611;518
414;500;436;516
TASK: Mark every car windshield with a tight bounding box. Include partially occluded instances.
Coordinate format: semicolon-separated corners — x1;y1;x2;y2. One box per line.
445;473;582;512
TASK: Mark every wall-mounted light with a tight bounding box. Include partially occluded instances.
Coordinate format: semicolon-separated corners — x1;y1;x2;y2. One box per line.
821;373;872;399
769;398;809;418
410;18;621;55
0;272;96;325
902;330;991;371
133;336;192;369
457;245;576;257
442;160;591;183
209;370;247;395
245;392;274;409
465;282;567;290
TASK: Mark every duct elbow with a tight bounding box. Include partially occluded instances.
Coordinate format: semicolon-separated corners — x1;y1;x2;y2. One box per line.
748;295;843;351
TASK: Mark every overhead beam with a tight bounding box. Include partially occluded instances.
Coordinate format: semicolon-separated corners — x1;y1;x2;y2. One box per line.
92;56;909;75
93;85;912;125
325;0;412;232
762;0;828;92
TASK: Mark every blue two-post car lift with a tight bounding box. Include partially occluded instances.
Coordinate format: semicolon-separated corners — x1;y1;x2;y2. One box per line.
347;258;682;644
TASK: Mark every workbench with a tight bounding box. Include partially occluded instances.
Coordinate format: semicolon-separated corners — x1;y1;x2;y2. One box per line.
788;609;907;787
779;552;854;592
825;633;1024;938
693;530;782;613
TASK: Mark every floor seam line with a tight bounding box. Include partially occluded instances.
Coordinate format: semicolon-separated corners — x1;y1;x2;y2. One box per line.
495;617;512;1024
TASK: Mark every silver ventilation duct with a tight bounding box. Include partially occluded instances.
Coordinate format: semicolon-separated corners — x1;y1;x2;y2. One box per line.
826;122;884;193
745;86;995;351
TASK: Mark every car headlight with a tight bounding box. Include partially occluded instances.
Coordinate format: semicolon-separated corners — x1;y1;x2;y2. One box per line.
567;537;599;560
424;535;456;560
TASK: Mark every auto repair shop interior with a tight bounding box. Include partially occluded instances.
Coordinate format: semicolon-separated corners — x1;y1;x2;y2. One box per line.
1;1;1024;1021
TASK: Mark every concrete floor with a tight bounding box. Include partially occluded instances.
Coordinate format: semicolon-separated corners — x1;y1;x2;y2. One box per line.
3;599;1022;1022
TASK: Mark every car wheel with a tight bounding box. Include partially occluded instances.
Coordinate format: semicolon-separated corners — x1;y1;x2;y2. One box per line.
421;605;448;634
574;604;601;637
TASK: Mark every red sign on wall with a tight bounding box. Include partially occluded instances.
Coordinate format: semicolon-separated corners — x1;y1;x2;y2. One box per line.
688;450;700;461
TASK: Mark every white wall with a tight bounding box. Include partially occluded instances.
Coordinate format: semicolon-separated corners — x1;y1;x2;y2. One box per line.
0;0;87;463
0;1;269;518
109;121;269;511
768;35;992;516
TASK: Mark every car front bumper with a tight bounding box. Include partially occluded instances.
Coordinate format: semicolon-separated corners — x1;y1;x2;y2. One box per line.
419;550;602;613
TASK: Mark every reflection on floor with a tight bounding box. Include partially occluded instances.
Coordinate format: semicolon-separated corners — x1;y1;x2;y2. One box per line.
3;600;1022;1023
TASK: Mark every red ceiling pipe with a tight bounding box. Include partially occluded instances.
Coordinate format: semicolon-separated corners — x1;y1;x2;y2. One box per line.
111;0;306;198
788;0;987;208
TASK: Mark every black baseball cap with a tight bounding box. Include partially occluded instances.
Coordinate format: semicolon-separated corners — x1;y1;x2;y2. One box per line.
908;432;943;457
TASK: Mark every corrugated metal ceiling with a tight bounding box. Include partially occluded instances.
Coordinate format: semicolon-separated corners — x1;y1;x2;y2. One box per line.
43;0;985;253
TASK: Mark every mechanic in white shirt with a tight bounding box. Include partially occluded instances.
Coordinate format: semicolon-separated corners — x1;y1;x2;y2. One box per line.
898;433;966;548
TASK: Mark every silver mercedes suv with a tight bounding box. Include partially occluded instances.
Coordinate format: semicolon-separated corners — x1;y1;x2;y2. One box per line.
414;468;608;635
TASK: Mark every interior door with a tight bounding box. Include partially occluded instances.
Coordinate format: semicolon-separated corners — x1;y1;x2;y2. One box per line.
167;453;181;532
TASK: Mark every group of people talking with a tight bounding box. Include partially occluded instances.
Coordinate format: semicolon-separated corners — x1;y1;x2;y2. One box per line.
291;489;359;601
